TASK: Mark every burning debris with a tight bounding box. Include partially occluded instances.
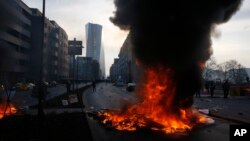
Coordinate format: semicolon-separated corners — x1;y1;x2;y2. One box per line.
99;0;242;134
99;67;213;134
0;103;17;119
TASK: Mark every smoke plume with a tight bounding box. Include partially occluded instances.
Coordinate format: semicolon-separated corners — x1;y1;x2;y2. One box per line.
111;0;242;108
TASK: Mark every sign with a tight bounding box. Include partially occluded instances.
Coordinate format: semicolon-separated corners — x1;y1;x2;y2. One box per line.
68;46;82;55
68;39;83;55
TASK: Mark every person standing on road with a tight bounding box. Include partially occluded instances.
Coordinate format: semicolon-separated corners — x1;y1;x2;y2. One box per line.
0;84;4;102
205;81;210;94
246;76;249;84
92;80;96;92
223;80;230;98
210;81;215;98
195;88;201;97
66;80;71;94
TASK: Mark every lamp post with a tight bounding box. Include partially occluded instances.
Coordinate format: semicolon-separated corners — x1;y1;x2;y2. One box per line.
38;0;46;117
76;56;79;93
72;53;75;94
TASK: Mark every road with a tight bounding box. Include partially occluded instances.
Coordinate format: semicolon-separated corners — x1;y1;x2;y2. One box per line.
83;83;237;141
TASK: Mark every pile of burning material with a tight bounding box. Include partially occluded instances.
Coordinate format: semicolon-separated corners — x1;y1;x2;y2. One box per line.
0;103;17;119
98;0;242;135
98;67;214;135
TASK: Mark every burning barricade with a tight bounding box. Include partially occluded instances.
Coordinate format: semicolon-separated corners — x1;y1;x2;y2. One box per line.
98;67;214;135
96;0;242;135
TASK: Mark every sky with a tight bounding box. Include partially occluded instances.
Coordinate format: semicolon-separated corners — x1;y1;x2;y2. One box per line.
22;0;250;76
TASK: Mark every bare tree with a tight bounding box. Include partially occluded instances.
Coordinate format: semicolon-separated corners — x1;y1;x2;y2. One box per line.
203;57;218;81
218;60;248;84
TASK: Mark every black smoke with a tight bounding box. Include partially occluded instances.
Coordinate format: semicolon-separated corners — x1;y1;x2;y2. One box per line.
111;0;242;108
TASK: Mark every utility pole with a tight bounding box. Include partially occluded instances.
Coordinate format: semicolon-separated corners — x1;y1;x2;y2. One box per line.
38;0;46;117
72;38;76;95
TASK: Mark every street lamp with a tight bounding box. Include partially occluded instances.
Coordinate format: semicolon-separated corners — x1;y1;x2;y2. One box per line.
38;0;46;117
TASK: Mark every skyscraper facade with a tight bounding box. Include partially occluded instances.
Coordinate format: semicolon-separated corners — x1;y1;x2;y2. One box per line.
85;23;105;79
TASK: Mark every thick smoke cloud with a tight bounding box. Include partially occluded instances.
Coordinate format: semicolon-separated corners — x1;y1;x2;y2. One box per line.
111;0;242;108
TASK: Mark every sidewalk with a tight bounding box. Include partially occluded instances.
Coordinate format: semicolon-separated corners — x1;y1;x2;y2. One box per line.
194;93;250;124
11;83;90;108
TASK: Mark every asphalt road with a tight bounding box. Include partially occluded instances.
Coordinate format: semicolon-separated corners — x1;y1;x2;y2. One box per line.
83;83;235;141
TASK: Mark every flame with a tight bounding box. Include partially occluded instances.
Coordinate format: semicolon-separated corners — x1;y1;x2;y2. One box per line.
0;103;17;119
99;66;211;134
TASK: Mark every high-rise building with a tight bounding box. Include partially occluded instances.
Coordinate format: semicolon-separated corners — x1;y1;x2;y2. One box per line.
0;0;32;84
85;23;105;79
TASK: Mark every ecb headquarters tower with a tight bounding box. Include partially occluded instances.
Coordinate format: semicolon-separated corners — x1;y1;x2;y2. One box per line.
85;23;105;79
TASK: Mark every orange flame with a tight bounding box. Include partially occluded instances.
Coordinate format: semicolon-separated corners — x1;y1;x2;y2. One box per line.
0;103;17;119
99;66;211;134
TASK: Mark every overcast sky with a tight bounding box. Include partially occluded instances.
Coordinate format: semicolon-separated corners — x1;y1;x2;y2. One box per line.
22;0;250;75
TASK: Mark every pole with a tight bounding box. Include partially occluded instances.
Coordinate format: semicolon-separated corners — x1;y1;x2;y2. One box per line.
38;0;45;117
76;56;78;94
72;54;75;94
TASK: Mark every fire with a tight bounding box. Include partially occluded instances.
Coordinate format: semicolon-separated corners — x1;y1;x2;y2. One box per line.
99;66;212;134
0;103;17;119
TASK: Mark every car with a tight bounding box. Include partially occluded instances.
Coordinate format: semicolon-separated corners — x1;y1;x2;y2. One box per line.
0;84;4;91
114;81;125;87
15;83;29;91
27;83;35;89
126;83;136;92
43;81;49;86
14;82;36;91
50;81;57;87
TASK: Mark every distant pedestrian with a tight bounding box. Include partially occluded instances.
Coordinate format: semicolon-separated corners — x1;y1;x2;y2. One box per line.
0;84;4;102
246;77;249;83
210;81;215;98
42;82;48;100
92;80;96;92
66;80;71;94
195;88;201;97
205;81;210;94
223;80;230;98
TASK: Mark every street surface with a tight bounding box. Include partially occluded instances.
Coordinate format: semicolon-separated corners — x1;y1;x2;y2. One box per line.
82;83;249;141
194;96;250;123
